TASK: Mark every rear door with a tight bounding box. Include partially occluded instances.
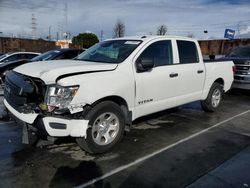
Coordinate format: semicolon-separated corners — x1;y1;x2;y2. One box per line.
175;40;205;105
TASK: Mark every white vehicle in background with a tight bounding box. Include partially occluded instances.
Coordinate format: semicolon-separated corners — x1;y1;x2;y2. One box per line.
4;36;234;154
0;52;40;63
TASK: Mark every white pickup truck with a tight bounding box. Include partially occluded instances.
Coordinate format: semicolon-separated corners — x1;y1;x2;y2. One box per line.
4;36;234;153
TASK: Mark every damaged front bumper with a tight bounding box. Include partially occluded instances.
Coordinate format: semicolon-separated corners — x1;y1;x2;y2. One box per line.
4;99;89;138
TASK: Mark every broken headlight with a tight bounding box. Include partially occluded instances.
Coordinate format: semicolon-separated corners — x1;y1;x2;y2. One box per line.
45;85;79;112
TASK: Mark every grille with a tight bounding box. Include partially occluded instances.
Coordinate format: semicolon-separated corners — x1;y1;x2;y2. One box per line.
235;66;249;71
234;76;245;81
4;71;45;112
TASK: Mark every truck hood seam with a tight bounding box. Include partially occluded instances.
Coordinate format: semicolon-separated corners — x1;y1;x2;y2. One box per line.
55;65;118;82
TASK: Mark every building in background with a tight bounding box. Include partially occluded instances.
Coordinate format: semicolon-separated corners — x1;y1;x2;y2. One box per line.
56;39;72;49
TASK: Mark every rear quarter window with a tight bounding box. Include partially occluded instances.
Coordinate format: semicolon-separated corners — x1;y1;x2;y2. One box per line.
177;40;199;64
65;51;81;59
25;54;38;59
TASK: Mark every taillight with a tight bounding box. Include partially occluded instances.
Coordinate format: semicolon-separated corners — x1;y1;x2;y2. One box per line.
232;66;236;74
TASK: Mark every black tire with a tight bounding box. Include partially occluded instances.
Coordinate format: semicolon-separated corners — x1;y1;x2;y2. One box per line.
201;82;223;112
76;101;125;154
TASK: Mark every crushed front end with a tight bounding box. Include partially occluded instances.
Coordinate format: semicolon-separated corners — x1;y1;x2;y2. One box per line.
4;71;89;144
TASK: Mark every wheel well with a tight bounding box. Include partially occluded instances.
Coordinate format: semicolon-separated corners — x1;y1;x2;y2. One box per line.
214;78;224;89
93;96;128;108
92;96;132;126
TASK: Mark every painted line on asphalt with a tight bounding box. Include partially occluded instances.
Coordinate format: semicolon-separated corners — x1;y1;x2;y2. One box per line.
76;109;250;188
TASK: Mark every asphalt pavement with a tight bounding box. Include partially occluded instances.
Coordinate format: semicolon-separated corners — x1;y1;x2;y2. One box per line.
0;89;249;188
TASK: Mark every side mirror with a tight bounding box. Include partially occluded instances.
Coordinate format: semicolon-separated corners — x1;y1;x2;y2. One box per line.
136;58;154;72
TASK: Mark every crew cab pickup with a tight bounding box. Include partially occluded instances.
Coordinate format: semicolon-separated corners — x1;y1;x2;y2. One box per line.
223;46;250;90
4;36;234;154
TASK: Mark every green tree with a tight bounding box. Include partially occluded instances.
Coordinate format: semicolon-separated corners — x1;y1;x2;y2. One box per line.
72;33;99;48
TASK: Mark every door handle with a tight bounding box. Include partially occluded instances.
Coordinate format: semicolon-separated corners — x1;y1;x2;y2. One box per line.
169;73;178;78
197;70;204;74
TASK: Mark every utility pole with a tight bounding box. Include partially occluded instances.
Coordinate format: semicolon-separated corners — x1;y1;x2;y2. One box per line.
204;30;208;40
0;32;3;53
31;13;37;39
237;22;241;39
64;2;68;32
57;22;63;40
64;2;69;40
100;30;103;41
49;26;52;41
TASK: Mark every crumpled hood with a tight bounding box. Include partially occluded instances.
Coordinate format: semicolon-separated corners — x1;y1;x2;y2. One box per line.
14;59;118;84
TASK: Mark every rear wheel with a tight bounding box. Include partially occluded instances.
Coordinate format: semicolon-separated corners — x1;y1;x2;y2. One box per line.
201;82;223;112
76;101;125;154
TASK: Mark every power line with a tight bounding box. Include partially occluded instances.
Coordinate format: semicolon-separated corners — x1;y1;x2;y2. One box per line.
166;19;250;28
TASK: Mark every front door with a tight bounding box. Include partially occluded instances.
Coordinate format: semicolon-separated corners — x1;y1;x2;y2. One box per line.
133;40;179;119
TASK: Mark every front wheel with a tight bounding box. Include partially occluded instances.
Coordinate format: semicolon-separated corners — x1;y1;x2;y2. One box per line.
201;82;223;112
76;101;125;154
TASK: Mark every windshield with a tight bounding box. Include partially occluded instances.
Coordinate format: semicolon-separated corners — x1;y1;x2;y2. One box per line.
31;50;61;61
0;53;11;61
0;54;5;59
227;47;250;58
76;40;142;63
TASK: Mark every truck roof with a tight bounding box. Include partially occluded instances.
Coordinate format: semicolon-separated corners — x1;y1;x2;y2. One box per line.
106;35;196;42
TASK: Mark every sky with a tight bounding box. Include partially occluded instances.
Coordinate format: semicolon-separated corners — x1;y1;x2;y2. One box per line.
0;0;249;40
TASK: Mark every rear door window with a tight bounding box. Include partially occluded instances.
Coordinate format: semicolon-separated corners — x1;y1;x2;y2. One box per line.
177;40;199;64
65;51;80;59
25;54;38;59
54;53;66;60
